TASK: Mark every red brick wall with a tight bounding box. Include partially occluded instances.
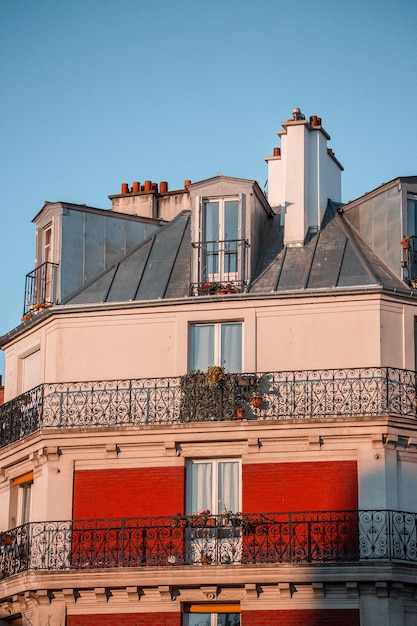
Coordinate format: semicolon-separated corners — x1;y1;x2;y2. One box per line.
243;461;358;512
67;613;180;626
73;467;185;519
241;609;360;625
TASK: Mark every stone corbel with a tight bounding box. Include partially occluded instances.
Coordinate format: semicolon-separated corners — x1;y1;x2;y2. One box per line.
247;438;260;453
126;587;140;603
94;588;109;603
308;436;322;450
278;582;293;598
244;584;259;599
105;444;120;458
375;582;389;597
346;582;359;598
62;589;77;605
312;583;325;598
164;441;178;457
383;434;398;450
159;586;172;601
44;446;61;462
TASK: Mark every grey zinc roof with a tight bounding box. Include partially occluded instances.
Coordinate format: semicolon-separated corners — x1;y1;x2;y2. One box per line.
63;201;407;306
63;211;191;304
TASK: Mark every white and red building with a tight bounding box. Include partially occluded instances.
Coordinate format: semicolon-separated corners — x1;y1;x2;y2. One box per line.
1;108;417;625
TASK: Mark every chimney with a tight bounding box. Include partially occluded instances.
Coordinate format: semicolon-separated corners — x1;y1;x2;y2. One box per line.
265;108;343;246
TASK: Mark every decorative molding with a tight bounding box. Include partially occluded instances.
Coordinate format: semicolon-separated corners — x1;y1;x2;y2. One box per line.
200;586;218;601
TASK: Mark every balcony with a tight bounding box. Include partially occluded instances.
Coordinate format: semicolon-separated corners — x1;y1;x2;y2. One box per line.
0;367;416;449
190;238;248;296
23;262;59;320
0;510;416;578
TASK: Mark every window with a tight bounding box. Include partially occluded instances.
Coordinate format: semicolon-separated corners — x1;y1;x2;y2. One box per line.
184;607;240;626
10;472;33;526
190;322;242;372
407;196;417;236
203;198;240;282
43;223;53;263
186;460;241;565
21;349;40;393
186;459;241;515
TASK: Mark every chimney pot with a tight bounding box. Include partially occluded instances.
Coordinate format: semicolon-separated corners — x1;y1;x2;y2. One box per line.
310;115;318;126
121;183;129;194
184;179;191;187
144;180;152;192
160;181;168;193
273;147;281;157
132;181;140;193
151;182;158;192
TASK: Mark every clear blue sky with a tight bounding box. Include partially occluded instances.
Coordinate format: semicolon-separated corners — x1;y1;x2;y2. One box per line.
1;0;416;378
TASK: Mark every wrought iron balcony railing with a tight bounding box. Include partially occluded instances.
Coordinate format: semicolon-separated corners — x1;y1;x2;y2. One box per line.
0;510;416;577
1;367;416;449
190;238;249;296
23;262;59;318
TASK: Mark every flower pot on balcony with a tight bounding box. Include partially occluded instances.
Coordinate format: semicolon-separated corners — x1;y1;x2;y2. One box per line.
235;406;245;419
200;553;212;565
251;395;264;409
1;534;14;547
171;517;188;528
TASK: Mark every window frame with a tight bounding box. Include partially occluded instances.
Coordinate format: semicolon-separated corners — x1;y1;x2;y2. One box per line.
183;604;241;626
186;458;242;516
189;321;243;372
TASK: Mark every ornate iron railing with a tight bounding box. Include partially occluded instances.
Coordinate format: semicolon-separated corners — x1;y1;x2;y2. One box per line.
23;262;59;318
1;367;416;448
190;238;249;296
0;510;416;577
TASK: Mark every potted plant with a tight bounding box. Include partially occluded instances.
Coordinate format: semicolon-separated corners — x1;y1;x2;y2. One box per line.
206;365;225;386
200;552;212;565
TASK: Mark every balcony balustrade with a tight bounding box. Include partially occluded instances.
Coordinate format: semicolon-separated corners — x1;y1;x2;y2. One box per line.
0;367;416;449
23;262;59;318
0;510;416;578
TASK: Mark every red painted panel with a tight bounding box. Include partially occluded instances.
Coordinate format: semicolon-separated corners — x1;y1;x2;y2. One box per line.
67;613;181;626
73;467;185;519
243;461;358;512
241;609;360;625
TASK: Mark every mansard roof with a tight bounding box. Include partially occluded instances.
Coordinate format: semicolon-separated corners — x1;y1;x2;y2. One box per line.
62;200;407;307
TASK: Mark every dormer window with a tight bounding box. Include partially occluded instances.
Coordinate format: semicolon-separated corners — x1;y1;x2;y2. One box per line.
192;195;247;295
43;222;53;263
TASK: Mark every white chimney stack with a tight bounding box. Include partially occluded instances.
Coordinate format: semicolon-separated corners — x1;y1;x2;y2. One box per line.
265;109;343;246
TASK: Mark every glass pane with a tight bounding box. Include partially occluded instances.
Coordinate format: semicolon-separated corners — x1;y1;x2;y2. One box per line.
218;462;239;513
187;616;211;626
219;615;240;626
192;325;214;371
407;198;417;236
221;323;242;372
188;462;213;514
224;201;239;240
204;201;219;275
20;484;32;524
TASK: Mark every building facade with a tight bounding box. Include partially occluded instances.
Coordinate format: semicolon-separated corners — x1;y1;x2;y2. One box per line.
1;109;417;625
